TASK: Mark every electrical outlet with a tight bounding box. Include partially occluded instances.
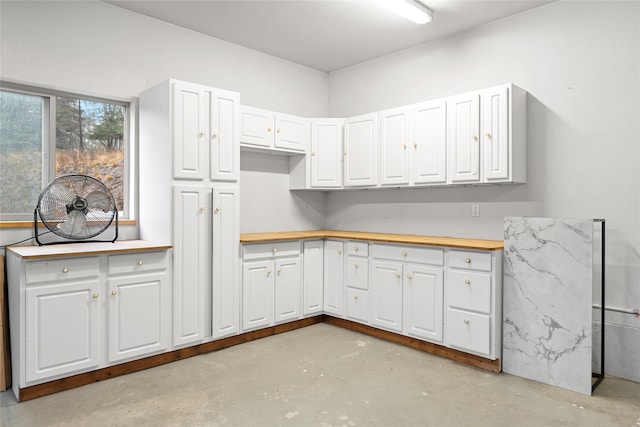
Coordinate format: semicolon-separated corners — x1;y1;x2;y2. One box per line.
471;204;480;217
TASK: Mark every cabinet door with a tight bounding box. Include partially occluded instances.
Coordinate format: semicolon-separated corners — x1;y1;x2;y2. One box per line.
344;113;378;187
239;106;274;148
173;186;210;346
242;260;274;330
108;272;168;363
323;241;344;316
212;186;240;339
275;113;308;152
172;81;209;180
412;99;447;185
447;92;480;183
370;260;403;333
310;119;343;188
274;257;302;323
403;263;443;343
303;240;324;316
210;89;240;181
25;280;101;383
482;85;510;182
379;107;410;186
345;288;368;323
346;256;368;290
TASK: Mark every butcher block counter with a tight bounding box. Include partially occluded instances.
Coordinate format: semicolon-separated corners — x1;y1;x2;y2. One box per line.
240;230;504;251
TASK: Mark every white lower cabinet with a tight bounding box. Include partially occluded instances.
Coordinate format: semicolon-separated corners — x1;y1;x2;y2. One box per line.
445;249;502;359
7;244;171;397
241;241;302;331
303;240;324;316
345;241;369;323
107;251;170;363
323;240;345;316
371;244;445;338
25;279;101;383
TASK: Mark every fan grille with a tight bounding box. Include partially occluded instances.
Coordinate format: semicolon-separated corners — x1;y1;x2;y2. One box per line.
37;175;117;240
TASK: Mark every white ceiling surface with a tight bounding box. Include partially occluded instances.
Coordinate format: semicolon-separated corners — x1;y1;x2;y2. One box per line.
104;0;553;72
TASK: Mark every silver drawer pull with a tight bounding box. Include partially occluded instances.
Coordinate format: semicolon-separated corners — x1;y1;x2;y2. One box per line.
354;246;359;252
354;264;359;269
464;319;470;325
92;293;99;299
138;260;143;266
273;248;278;253
465;258;471;264
62;267;69;273
402;251;407;257
465;279;471;285
337;250;342;255
354;294;359;300
111;290;118;296
407;274;412;280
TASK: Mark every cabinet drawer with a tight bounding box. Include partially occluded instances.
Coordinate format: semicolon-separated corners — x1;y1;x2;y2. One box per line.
26;257;99;285
372;243;443;265
347;241;368;257
346;288;368;323
449;250;492;272
446;308;491;356
346;256;368;290
108;251;168;276
243;241;300;260
447;270;491;314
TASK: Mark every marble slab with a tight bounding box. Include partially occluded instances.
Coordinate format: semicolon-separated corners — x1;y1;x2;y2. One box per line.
503;217;594;395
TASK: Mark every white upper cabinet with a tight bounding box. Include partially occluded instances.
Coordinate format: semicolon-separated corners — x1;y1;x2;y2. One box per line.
379;107;411;186
412;99;447;185
210;89;240;181
240;106;308;153
344;113;378;187
172;81;210;180
171;81;239;182
447;91;481;184
447;84;526;185
310;119;343;188
481;84;527;183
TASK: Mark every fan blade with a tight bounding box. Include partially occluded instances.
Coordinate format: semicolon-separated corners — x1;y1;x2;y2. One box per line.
57;210;89;238
85;191;112;212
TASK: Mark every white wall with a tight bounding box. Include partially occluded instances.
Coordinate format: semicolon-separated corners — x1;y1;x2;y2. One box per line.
327;0;640;381
0;0;328;245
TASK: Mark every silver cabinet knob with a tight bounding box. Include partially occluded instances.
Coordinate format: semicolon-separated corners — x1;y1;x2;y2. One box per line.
277;268;282;274
276;128;281;134
354;246;359;252
354;264;359;269
354;294;359;300
464;319;470;325
402;251;407;257
472;135;478;141
267;127;272;132
407;274;412;279
312;152;317;156
403;144;407;149
200;207;206;212
486;132;492;138
337;250;342;255
92;293;99;299
465;258;471;264
267;269;272;276
111;290;118;296
465;279;471;285
413;143;417;149
396;273;401;279
272;248;278;253
199;131;205;137
62;267;69;273
138;260;143;266
215;207;221;214
212;133;218;139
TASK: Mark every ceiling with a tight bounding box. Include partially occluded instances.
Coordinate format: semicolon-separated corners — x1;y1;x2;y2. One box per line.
104;0;553;72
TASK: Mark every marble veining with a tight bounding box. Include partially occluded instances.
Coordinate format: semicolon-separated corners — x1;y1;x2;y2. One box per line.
503;217;594;395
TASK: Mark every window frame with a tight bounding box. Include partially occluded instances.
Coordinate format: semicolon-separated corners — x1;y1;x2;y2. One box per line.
0;80;135;222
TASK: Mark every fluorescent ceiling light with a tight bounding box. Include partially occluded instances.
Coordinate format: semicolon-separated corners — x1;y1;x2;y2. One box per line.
379;0;433;24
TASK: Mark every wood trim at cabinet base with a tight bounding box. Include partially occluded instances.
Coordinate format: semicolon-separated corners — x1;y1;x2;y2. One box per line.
15;314;499;401
16;315;325;402
324;316;501;373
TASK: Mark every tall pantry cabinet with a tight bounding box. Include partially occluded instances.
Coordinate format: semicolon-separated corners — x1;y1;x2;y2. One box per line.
139;79;241;347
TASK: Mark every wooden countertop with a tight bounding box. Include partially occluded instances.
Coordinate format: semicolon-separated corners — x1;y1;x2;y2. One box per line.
240;230;503;250
7;240;172;259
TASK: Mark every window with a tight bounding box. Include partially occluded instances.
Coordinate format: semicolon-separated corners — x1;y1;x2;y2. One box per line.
0;83;131;221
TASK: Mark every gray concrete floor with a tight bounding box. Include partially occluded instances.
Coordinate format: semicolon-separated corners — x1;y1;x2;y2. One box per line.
1;323;639;427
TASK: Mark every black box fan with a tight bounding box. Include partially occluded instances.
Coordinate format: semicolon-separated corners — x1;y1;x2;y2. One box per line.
34;174;119;245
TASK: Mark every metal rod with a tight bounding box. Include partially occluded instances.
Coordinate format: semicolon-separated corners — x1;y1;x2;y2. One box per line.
592;304;640;316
